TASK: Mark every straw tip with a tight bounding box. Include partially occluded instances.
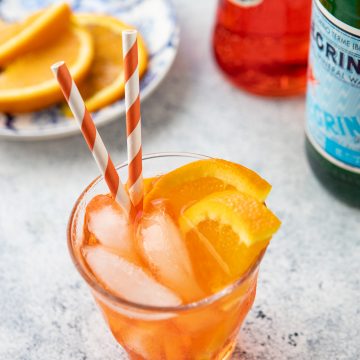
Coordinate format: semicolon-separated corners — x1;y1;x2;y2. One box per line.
51;61;65;72
123;29;137;36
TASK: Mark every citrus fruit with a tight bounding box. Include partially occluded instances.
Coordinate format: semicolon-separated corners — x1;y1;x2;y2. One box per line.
74;14;148;112
144;159;271;217
0;23;93;113
0;3;72;66
179;190;281;293
143;177;159;195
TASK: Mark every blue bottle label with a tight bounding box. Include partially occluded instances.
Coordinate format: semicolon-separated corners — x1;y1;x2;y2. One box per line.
306;0;360;173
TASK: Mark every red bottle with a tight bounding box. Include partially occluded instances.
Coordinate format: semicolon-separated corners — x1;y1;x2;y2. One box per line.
213;0;312;96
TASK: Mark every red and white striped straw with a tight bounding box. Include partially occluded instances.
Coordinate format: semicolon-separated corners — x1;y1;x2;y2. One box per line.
51;61;131;215
122;30;143;214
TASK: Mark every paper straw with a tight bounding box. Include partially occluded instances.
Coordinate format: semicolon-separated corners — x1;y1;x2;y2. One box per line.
51;61;131;215
122;30;143;213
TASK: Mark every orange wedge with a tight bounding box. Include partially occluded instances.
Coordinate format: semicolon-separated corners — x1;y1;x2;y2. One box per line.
0;23;93;113
0;3;72;66
74;14;148;112
179;190;281;293
144;159;271;217
143;177;159;195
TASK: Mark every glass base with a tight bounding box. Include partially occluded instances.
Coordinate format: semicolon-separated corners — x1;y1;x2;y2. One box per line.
227;73;306;97
215;339;237;360
127;339;237;360
214;60;306;97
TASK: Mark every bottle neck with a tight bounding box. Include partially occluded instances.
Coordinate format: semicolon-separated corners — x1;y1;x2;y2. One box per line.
320;0;360;28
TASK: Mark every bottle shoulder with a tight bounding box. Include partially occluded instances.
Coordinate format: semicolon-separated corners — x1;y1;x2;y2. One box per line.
320;0;360;28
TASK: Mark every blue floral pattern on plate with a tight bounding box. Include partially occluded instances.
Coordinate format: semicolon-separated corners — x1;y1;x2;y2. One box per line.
0;0;179;140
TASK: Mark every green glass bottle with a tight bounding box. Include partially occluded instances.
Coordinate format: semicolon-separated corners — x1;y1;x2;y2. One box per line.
305;0;360;207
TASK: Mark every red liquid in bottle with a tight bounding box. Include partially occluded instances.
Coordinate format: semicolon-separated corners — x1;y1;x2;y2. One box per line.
213;0;312;96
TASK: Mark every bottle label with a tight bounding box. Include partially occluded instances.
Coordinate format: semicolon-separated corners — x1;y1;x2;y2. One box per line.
228;0;263;7
306;0;360;173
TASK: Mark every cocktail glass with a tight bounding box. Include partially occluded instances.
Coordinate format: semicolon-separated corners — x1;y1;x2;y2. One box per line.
67;153;265;360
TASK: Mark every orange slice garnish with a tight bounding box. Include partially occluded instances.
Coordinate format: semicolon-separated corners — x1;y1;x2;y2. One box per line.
144;159;271;218
143;177;159;195
179;190;281;293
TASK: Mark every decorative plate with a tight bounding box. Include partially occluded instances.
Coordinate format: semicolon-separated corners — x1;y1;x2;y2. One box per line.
0;0;179;140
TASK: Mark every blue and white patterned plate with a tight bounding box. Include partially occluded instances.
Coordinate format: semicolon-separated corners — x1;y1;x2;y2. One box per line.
0;0;179;140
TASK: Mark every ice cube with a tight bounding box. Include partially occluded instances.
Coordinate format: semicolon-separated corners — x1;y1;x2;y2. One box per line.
87;204;129;248
85;195;138;262
139;212;204;302
84;245;182;307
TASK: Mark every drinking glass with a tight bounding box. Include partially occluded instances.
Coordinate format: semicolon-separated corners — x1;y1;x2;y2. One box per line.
67;152;265;360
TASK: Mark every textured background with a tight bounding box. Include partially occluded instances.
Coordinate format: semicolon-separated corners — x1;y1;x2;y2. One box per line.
0;0;360;359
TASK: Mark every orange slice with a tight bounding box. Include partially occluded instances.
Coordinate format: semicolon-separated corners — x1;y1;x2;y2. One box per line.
0;3;72;66
179;190;281;293
143;177;159;195
144;159;271;217
0;23;93;113
125;177;158;197
74;14;148;112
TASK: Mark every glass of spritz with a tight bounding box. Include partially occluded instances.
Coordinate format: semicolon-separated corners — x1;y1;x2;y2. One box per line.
68;152;280;359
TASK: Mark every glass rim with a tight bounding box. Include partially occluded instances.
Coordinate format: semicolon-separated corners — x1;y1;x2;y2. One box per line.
67;152;264;313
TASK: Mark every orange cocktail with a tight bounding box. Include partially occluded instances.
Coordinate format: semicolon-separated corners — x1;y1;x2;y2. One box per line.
68;153;280;359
